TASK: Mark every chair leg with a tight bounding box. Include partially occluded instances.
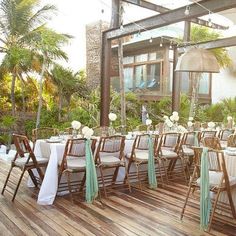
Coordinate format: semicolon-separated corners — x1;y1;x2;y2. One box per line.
225;184;236;218
28;169;38;187
66;171;73;203
162;159;169;184
180;184;192;220
135;163;142;190
99;165;107;198
124;159;132;184
79;172;86;193
208;189;221;232
156;160;164;185
124;163;131;193
112;166;120;184
2;166;13;195
12;169;26;201
180;158;188;185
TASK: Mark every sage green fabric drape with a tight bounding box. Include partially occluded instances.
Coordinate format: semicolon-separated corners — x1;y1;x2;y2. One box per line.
85;139;98;203
200;147;211;230
148;135;157;189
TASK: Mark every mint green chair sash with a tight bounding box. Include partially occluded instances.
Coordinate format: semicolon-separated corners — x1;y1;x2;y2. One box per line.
85;139;98;203
148;135;157;189
200;147;211;230
194;131;199;146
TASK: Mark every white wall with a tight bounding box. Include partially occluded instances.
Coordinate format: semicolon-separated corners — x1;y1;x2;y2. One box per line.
212;46;236;103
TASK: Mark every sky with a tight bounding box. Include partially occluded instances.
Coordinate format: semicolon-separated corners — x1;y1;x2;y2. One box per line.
40;0;112;71
40;0;234;72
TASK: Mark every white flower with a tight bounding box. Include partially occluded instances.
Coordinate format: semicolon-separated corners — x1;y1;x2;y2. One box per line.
71;120;81;130
84;128;94;139
172;111;178;116
177;125;187;133
188;117;194;121
163;115;168;120
173;115;179;122
187;121;193;127
208;121;215;129
170;115;174;121
145;119;152;126
108;112;117;121
82;126;90;134
166;120;173;128
227;116;233;121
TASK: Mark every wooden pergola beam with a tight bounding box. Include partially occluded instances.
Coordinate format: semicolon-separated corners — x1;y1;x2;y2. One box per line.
122;0;228;30
105;0;236;40
178;36;236;53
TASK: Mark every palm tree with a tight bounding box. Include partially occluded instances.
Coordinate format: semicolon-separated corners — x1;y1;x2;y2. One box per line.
0;0;57;116
29;27;71;128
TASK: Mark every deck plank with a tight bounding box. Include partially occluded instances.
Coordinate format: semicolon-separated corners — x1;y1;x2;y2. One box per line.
0;160;235;236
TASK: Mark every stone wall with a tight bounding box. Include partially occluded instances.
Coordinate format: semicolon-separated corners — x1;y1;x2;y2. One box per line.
86;20;110;89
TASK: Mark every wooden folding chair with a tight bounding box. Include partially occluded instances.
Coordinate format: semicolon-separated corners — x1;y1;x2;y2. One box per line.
203;136;222;150
180;147;236;231
126;134;160;189
2;134;48;201
58;138;96;202
179;131;200;177
95;135;130;197
227;134;236;147
157;132;188;184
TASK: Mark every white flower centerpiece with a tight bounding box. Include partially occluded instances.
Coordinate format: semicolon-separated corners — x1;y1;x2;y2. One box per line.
187;116;194;131
145;118;152;133
170;111;179;131
71;120;81;138
82;126;94;139
208;121;216;131
108;112;117;136
163;115;173;131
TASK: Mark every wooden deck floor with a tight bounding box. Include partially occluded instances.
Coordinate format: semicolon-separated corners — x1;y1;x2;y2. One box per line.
0;160;235;236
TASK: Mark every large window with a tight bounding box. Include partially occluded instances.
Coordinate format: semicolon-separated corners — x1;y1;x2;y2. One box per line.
179;72;211;95
199;73;210;94
122;51;163;92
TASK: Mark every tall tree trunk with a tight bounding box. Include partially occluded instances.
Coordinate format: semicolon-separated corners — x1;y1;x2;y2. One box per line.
189;72;201;118
36;55;46;128
118;2;126;134
11;72;16;116
58;89;62;122
18;73;26;119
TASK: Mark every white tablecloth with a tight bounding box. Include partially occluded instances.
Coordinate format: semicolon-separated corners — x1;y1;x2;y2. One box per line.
34;138;135;205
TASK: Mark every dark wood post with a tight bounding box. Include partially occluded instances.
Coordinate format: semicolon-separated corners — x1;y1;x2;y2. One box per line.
100;0;120;126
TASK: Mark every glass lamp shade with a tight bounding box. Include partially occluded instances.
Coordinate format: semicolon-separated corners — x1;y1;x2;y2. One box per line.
175;48;220;73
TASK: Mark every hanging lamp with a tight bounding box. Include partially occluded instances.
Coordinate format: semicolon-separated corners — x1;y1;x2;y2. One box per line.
175;48;220;73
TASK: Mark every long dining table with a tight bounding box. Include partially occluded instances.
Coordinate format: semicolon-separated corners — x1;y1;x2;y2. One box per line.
33;137;135;205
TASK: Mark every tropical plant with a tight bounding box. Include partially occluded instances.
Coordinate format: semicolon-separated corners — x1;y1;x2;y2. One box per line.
0;0;57;116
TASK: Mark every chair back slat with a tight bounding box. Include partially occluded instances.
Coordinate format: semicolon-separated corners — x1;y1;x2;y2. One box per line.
219;129;234;141
227;134;236;147
160;132;181;151
203;137;222;150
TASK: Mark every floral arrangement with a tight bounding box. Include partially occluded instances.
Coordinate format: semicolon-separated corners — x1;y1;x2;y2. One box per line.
187;117;194;128
71;120;81;130
163;111;179;128
227;116;233;121
108;112;117;121
145;118;152;126
208;121;216;129
82;126;94;139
